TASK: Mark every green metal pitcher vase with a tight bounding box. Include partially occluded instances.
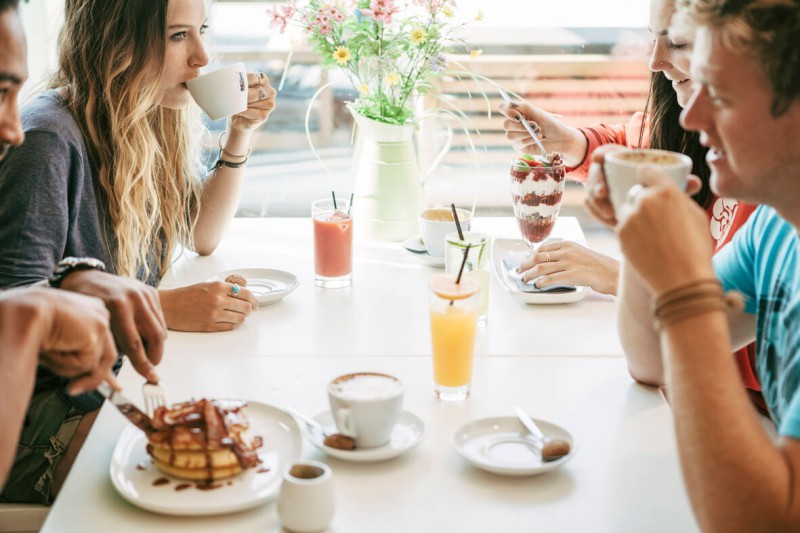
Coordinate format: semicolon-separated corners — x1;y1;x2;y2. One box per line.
348;105;451;241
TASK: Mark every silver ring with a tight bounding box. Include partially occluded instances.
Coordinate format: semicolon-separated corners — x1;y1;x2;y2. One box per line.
230;284;241;298
258;87;267;101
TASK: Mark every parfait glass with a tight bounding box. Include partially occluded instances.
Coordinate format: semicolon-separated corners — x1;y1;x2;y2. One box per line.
509;155;567;251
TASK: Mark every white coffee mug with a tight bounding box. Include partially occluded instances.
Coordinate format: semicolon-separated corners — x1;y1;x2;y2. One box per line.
327;372;403;448
418;207;472;257
278;461;335;533
186;62;248;121
603;148;692;215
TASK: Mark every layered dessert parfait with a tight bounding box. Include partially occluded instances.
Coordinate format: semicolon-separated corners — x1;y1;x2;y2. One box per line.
509;153;566;245
147;399;263;482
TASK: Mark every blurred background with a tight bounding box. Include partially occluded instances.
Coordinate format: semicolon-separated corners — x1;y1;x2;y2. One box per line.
19;0;651;222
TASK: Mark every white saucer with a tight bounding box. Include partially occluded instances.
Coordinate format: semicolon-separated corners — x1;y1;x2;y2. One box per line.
491;239;589;305
401;236;445;268
452;416;577;476
207;268;299;306
305;410;427;462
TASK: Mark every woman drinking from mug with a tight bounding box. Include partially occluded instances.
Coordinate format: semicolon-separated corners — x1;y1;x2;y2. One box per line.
0;0;276;328
500;0;762;408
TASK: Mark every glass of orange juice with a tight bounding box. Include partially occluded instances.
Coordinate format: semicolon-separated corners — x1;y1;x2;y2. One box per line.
312;197;353;288
428;273;480;401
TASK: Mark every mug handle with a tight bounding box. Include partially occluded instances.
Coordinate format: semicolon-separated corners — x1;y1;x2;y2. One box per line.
334;408;357;438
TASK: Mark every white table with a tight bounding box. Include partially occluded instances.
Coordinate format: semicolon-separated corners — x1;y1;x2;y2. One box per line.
40;218;699;532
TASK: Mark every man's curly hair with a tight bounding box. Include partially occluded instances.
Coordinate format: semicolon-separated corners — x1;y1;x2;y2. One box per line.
676;0;800;117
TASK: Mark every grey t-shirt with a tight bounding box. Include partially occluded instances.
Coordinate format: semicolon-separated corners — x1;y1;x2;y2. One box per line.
0;91;118;411
0;90;113;286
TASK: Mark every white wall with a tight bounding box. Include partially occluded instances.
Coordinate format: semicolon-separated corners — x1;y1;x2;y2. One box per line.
18;0;64;102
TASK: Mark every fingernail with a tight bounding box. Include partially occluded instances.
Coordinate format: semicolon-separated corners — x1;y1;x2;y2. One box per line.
148;370;160;383
512;112;522;123
509;101;519;109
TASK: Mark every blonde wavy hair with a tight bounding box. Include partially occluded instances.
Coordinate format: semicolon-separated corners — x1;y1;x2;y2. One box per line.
53;0;204;281
676;0;800;117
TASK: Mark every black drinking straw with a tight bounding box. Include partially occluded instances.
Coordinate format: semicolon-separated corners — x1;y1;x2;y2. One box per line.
348;192;354;215
451;203;464;241
331;191;338;210
455;244;472;285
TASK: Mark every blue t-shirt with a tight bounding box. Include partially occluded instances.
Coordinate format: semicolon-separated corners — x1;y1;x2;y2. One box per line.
714;206;800;438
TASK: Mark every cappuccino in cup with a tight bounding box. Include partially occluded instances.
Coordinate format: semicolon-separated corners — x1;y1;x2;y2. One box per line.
603;148;692;214
328;373;403;448
419;207;472;257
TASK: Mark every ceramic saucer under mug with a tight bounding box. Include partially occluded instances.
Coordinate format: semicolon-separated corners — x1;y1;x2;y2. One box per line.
304;409;426;463
401;236;445;268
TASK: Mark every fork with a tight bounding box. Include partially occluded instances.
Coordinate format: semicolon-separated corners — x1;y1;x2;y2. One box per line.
142;381;167;417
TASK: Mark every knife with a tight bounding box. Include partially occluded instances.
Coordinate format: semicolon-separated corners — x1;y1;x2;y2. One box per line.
513;406;546;443
97;381;155;435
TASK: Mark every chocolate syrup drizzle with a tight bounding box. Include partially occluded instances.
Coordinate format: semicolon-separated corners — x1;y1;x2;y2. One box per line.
147;399;263;483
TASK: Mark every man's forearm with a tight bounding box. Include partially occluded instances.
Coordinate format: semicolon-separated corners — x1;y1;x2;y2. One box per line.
661;310;800;532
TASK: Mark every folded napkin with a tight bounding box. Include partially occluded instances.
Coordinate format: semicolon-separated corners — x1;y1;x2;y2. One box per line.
502;258;577;294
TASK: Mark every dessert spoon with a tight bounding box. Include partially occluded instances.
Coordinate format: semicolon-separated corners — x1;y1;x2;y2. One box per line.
498;86;548;157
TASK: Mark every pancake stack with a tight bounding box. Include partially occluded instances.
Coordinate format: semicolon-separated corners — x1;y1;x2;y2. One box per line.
147;399;263;481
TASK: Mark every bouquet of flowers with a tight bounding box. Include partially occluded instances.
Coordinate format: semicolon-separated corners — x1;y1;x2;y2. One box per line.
267;0;481;125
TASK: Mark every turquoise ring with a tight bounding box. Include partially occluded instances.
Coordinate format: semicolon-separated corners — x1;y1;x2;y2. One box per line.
230;284;241;297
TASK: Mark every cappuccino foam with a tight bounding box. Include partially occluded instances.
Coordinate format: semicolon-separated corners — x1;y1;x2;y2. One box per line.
615;150;681;165
329;373;403;402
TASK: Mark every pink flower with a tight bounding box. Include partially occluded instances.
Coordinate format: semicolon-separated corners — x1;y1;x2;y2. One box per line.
279;2;297;18
266;7;289;33
361;0;398;23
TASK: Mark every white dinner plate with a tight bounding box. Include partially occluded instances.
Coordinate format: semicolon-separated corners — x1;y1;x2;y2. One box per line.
401;235;445;268
491;238;590;304
452;416;577;476
304;409;427;463
110;401;302;516
207;268;299;306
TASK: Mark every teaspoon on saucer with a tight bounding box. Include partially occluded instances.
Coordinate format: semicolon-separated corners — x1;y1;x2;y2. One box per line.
402;236;428;255
513;407;571;461
285;407;355;450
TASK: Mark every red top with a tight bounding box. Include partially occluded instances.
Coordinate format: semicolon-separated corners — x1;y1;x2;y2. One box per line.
571;114;763;403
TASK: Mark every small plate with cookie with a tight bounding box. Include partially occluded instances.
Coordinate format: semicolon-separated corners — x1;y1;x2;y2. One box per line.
208;268;299;306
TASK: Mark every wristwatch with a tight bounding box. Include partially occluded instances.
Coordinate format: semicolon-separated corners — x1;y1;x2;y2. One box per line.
48;257;106;288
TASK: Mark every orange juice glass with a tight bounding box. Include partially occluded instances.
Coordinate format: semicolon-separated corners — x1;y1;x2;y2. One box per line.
312;198;353;288
429;273;480;401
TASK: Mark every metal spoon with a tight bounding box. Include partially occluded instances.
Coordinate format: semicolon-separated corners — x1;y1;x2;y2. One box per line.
513;406;571;461
403;237;429;255
498;86;548;157
285;407;356;450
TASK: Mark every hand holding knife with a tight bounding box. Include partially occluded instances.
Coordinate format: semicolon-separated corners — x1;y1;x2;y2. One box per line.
97;381;155;434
